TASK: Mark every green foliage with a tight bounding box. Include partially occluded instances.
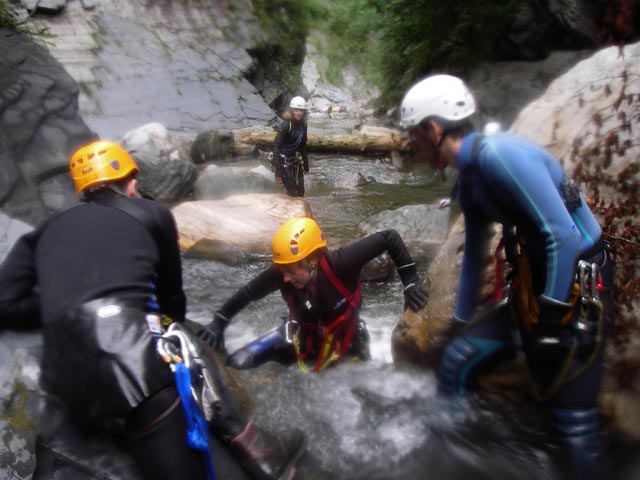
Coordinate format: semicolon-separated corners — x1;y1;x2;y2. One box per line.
382;0;521;100
0;0;48;37
251;0;326;90
318;0;385;85
315;0;520;104
0;0;21;29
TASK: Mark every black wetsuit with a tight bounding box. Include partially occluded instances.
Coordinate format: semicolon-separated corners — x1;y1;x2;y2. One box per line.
0;189;207;480
272;118;308;197
220;230;419;369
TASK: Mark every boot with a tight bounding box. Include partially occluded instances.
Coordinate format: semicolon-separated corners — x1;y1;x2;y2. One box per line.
230;422;307;480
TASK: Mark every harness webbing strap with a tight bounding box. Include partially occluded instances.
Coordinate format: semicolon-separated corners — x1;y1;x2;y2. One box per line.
289;255;362;372
174;363;217;480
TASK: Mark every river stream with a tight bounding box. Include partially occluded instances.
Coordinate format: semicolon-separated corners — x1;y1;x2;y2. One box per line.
178;153;639;480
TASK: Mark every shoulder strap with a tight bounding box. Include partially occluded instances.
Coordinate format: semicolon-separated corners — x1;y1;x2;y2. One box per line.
318;255;360;305
90;194;167;254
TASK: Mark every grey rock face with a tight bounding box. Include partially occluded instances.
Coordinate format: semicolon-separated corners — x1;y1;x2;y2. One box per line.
0;28;96;225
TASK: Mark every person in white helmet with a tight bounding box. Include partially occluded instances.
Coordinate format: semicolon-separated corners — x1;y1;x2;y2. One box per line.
271;96;309;197
399;74;614;480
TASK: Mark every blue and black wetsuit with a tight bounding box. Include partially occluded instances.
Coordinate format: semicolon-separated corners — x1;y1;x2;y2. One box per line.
439;132;613;480
454;132;602;321
272;118;308;197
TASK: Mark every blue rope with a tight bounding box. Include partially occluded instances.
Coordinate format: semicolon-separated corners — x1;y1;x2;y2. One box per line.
174;362;217;480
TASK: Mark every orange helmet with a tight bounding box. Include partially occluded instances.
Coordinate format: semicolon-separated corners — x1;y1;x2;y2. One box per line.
272;217;327;265
69;140;138;194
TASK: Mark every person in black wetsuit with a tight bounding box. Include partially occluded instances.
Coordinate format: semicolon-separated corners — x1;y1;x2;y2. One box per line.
0;140;305;480
198;216;428;372
271;96;309;197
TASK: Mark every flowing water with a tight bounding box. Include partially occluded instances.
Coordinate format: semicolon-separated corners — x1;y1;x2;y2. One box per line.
180;153;640;479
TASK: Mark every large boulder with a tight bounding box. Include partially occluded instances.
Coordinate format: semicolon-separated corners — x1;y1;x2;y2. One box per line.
193;164;279;200
0;28;96;225
172;194;312;262
121;123;198;203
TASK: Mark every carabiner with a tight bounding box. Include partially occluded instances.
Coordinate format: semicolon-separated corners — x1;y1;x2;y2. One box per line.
578;260;590;305
285;319;299;344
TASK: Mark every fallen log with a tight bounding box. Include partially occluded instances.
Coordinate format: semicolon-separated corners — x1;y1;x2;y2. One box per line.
235;129;411;155
191;127;412;163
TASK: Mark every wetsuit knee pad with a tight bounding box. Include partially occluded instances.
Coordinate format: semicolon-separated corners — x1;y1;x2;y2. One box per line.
438;335;508;397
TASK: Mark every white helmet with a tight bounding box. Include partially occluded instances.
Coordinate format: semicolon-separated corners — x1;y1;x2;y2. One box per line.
399;74;476;128
289;96;307;110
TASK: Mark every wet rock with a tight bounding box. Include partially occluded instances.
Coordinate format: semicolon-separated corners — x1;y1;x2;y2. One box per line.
0;28;96;225
193;164;279;200
172;194;312;259
121;123;198;203
359;204;450;245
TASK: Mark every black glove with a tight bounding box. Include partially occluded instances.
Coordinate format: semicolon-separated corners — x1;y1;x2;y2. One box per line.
397;262;428;311
403;282;428;311
197;312;229;352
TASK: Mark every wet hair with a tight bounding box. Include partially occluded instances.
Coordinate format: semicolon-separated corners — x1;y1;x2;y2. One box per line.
423;116;475;141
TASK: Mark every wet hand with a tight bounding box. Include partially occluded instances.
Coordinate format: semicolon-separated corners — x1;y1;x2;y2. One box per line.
196;313;228;352
404;283;428;311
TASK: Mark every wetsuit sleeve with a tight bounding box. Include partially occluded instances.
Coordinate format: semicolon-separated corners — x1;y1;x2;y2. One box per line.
217;265;283;321
272;120;289;158
0;231;41;328
454;209;494;321
331;230;417;283
154;207;187;322
480;141;581;301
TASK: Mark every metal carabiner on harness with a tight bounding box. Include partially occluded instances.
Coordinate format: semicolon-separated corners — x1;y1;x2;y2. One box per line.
285;318;299;344
575;260;603;337
156;323;221;422
578;260;590;305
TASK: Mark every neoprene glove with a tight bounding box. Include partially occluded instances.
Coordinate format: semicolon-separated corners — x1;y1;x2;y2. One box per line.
397;263;428;311
197;312;229;352
404;283;428;311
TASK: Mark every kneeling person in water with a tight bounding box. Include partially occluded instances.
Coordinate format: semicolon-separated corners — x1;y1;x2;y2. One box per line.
198;217;427;372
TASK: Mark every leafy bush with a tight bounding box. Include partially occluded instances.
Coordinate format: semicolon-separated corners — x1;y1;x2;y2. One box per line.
0;0;20;29
312;0;519;105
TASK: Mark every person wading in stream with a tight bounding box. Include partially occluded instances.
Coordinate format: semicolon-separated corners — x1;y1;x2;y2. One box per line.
0;140;306;480
271;96;309;197
198;216;428;373
399;74;614;480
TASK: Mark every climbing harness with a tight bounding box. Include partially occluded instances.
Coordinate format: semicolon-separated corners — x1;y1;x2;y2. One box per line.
494;237;608;402
286;255;362;373
156;323;219;480
529;260;605;402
